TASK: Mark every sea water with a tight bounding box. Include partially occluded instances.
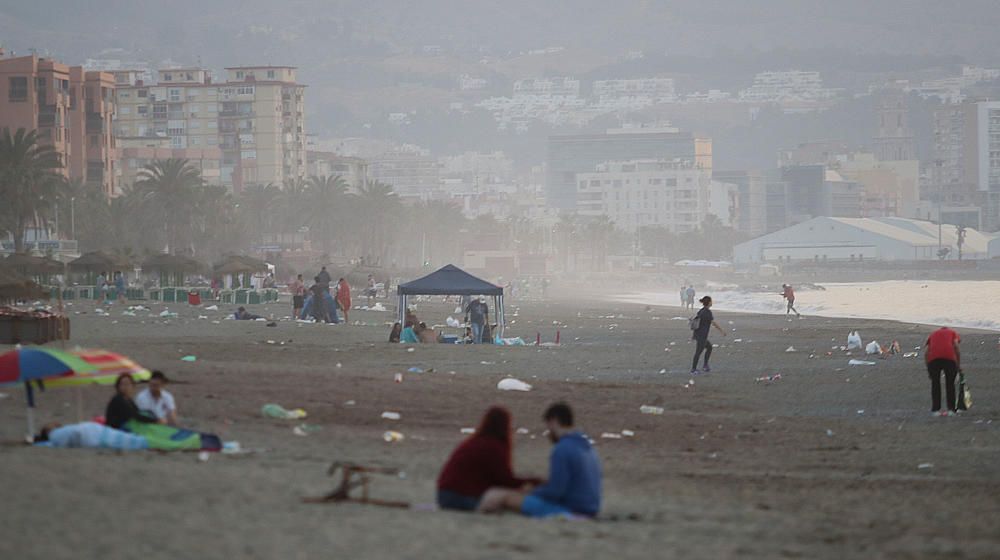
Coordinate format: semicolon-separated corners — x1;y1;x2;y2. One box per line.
617;280;1000;332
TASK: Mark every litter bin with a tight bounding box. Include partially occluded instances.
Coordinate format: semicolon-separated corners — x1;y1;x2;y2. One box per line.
187;290;201;306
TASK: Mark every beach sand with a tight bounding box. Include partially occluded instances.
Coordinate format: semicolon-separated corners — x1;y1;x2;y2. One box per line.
1;295;998;559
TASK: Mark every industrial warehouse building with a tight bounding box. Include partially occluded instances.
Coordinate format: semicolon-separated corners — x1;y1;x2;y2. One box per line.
733;216;996;264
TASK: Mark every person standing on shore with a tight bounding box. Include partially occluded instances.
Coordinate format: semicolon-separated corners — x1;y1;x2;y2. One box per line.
685;285;696;311
782;284;801;317
337;277;352;323
691;296;726;374
679;285;687;307
924;326;961;416
289;274;306;319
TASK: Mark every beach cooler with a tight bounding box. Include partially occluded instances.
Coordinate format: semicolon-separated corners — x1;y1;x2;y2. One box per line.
187;290;201;306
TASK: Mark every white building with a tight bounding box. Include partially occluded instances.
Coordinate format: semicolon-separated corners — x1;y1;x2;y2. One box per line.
513;77;580;97
734;216;996;264
576;159;713;233
592;78;675;101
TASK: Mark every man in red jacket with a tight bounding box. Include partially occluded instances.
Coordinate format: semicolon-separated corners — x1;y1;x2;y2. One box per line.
925;326;961;416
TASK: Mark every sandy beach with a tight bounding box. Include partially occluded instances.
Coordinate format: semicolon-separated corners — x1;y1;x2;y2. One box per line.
1;294;999;559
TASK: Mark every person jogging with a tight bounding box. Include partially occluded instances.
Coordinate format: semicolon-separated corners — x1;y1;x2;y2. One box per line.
691;296;726;374
782;284;800;317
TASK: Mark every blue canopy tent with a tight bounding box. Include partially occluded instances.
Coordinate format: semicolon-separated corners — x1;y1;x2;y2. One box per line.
397;265;505;340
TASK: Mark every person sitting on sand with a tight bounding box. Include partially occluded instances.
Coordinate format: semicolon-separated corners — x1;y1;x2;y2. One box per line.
135;371;178;426
418;321;440;344
105;373;162;430
234;306;263;321
389;322;402;343
477;402;602;518
399;321;419;344
437;406;541;511
34;422;149;450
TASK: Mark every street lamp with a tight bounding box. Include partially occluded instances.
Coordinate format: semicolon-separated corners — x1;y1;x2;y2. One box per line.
70;197;76;241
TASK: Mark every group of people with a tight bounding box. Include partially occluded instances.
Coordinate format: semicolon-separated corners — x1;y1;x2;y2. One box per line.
96;271;128;304
679;285;696;310
437;402;602;518
34;370;221;451
389;295;494;345
288;266;352;324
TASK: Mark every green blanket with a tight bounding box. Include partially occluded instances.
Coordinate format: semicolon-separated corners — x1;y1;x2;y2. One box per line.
124;420;221;451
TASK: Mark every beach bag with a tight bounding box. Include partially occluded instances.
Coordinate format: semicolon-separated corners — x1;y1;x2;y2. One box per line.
688;314;700;331
956;372;972;411
847;331;863;350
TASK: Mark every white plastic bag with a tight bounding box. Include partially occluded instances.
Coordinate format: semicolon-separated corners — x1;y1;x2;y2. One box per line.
847;331;863;350
497;378;532;391
865;341;882;355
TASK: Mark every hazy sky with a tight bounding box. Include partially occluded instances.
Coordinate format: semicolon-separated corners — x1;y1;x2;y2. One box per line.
3;0;1000;65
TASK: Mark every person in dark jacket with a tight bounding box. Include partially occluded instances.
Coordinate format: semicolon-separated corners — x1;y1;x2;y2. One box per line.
478;402;602;518
105;373;160;429
691;295;726;374
436;406;539;511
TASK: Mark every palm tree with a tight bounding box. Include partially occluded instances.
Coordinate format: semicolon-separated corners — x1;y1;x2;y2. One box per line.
354;181;401;266
134;159;203;254
582;215;615;272
0;128;64;252
305;175;349;256
238;183;280;245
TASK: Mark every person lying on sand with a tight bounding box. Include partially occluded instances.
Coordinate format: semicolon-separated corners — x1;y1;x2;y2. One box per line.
437;406;541;511
34;422;149;450
477;402;602;518
234;306;263;320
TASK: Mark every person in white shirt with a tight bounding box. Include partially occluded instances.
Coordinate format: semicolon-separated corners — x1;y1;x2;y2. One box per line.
135;371;178;426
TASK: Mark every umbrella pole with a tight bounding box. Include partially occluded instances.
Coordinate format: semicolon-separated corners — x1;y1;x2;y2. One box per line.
24;382;35;443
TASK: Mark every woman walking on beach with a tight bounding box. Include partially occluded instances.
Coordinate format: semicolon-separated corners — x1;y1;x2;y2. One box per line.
691;296;726;374
336;277;351;323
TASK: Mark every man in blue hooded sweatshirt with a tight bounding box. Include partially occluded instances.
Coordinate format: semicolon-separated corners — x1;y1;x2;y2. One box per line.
477;402;602;518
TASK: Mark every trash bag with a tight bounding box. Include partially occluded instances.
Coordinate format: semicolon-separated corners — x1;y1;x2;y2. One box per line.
865;341;882;355
847;331;863;350
957;372;972;410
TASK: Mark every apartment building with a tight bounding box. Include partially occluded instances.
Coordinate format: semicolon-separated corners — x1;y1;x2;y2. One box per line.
111;65;305;191
0;53;117;196
592;78;676;101
117;136;223;188
306;151;368;192
547;127;712;209
576;159;713;233
369;150;442;199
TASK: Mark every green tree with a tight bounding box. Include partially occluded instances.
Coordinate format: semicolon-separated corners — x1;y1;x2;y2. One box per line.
133;159;203;254
354;181;401;266
0;128;63;252
305;175;349;256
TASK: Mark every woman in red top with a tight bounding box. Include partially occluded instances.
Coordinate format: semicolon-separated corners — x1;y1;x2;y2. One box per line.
437;406;539;511
336;278;351;323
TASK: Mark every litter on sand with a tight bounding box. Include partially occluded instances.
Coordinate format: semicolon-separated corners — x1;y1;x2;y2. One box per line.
497;378;532;391
865;341;883;355
639;405;665;415
621;430;635;437
381;411;401;420
600;432;623;439
204;305;219;311
383;431;404;442
785;346;797;353
261;403;307;419
755;374;782;383
917;463;934;469
848;359;877;366
847;331;863;350
460;427;475;434
180;355;197;362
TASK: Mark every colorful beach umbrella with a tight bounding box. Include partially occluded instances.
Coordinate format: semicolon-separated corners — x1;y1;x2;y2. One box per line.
0;347;151;440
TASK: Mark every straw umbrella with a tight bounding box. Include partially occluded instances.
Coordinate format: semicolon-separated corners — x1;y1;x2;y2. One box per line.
68;251;129;285
141;254;204;287
214;255;268;288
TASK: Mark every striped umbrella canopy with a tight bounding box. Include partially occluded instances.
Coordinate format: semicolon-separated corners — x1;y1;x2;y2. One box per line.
0;347;152;440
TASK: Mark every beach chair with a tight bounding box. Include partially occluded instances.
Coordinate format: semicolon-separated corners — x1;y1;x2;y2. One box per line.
303;462;408;508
